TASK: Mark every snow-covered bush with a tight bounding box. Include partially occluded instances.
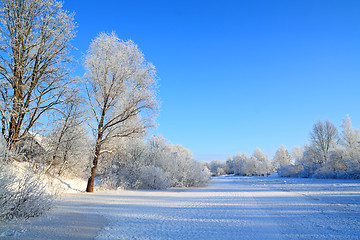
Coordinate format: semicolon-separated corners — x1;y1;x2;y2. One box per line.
99;141;145;190
145;136;210;188
0;161;53;221
343;155;360;179
277;165;303;177
99;136;210;190
139;166;172;189
0;135;54;221
186;161;211;187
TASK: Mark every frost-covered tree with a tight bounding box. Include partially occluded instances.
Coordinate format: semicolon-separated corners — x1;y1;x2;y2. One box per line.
209;160;227;176
0;0;76;151
297;144;322;177
252;148;271;175
310;120;338;164
84;32;158;192
231;153;253;176
226;156;235;174
340;115;360;157
290;120;339;177
45;99;89;177
291;146;304;165
272;145;292;170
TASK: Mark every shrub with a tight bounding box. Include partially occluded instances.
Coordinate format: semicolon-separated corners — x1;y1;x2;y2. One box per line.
0;162;53;221
277;165;303;177
99;137;210;190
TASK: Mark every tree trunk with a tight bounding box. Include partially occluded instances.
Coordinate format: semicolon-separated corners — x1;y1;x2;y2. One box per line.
86;144;100;192
86;125;104;192
86;158;98;192
86;93;108;193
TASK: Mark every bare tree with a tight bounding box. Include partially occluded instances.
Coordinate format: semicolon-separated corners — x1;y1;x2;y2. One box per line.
45;95;88;176
310;119;338;164
0;0;76;151
84;32;158;192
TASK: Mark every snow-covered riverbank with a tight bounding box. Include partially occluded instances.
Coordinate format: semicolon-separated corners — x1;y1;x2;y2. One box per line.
1;176;359;239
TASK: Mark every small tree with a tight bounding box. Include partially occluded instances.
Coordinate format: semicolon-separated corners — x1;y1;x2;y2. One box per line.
84;32;158;192
252;147;271;175
272;145;292;170
0;0;76;151
233;153;252;176
45;98;89;176
226;156;235;174
310;120;338;164
340;115;360;156
291;146;304;165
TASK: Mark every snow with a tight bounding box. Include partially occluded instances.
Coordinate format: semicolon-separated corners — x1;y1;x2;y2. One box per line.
44;176;88;194
1;176;360;239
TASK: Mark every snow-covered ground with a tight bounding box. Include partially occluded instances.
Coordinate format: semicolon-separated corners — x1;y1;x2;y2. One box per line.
1;176;359;239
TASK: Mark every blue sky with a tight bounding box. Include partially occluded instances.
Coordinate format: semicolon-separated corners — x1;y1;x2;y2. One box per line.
64;0;360;161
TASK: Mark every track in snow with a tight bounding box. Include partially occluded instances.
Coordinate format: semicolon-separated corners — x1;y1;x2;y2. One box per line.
1;176;360;239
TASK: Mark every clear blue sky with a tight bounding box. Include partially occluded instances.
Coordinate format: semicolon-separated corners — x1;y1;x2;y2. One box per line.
64;0;360;161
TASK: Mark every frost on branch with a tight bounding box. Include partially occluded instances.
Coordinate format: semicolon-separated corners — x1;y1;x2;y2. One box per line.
0;0;77;151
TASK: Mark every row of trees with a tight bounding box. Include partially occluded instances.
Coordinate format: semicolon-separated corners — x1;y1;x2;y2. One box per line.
209;115;360;179
208;148;272;177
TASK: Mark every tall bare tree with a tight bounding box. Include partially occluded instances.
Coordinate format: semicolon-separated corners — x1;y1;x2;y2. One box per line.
0;0;76;151
310;119;338;164
84;32;158;192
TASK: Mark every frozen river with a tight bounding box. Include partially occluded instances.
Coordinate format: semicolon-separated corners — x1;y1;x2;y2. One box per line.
1;176;360;239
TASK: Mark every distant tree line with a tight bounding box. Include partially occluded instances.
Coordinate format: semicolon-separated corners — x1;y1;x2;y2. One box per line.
208;115;360;179
207;148;272;177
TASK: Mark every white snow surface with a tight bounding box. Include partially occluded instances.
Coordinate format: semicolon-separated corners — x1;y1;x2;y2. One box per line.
1;175;360;239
